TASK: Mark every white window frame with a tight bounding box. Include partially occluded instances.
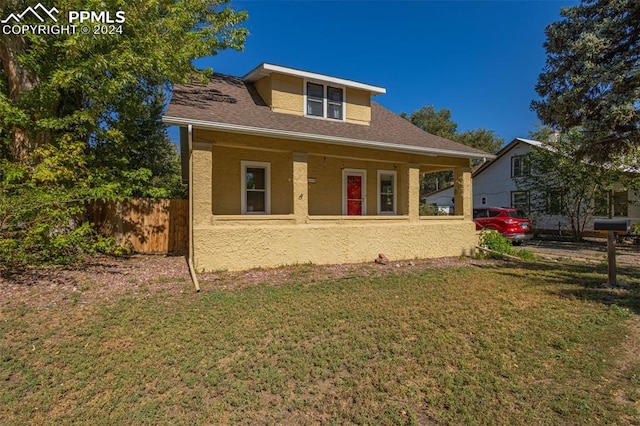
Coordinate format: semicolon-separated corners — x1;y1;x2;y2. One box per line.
241;161;271;214
377;170;397;215
342;168;367;215
511;156;528;178
511;190;529;214
304;79;346;121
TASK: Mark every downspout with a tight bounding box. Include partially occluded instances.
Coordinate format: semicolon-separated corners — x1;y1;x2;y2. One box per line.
187;124;200;292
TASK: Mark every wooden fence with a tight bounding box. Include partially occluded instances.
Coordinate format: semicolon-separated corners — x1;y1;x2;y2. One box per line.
88;199;188;254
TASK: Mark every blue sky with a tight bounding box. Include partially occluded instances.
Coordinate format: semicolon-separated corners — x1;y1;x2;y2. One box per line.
172;0;579;146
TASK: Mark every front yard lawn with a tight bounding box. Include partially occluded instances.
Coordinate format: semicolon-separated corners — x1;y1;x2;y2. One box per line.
1;259;639;424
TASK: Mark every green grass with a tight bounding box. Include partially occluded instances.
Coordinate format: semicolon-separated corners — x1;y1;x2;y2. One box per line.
1;262;640;424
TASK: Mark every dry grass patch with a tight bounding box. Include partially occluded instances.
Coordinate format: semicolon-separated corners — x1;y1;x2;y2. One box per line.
1;259;639;424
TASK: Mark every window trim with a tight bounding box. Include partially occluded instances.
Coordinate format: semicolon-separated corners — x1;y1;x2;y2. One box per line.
545;189;564;215
612;189;629;217
304;79;346;122
305;82;324;118
510;190;530;214
595;189;629;217
511;155;528;178
241;160;271;215
342;168;367;215
377;170;397;215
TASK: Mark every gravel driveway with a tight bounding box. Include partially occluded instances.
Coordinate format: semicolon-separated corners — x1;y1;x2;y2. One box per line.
525;238;640;266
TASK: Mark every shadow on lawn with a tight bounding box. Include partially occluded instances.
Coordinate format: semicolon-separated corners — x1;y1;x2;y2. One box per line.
493;259;640;315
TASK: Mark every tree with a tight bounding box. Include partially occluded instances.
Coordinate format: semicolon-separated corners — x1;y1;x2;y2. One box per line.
532;0;640;162
401;105;457;139
401;105;504;196
455;129;504;156
90;83;187;199
515;128;639;240
0;0;247;273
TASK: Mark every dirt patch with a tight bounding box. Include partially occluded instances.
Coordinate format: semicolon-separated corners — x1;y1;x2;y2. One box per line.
0;255;493;309
198;256;493;291
0;255;192;309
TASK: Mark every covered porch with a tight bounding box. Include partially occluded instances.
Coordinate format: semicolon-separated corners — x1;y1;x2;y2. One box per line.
187;129;476;272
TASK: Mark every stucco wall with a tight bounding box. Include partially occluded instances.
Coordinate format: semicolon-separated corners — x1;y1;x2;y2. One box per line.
271;74;304;116
193;218;477;272
192;129;470;218
254;75;272;107
189;129;476;272
210;146;293;215
307;156;403;215
252;74;372;124
345;87;371;125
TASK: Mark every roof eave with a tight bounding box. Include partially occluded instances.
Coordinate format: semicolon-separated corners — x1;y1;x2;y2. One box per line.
242;63;387;95
163;116;494;160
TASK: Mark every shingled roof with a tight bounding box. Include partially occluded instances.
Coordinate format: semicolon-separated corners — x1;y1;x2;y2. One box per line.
164;73;494;160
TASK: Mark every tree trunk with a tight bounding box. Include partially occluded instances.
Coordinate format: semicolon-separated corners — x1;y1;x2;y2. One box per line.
0;32;39;162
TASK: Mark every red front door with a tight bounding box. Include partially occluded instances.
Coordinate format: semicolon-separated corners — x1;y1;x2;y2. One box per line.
346;175;363;215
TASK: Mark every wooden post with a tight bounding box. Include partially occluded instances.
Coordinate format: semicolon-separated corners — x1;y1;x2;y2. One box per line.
607;231;617;286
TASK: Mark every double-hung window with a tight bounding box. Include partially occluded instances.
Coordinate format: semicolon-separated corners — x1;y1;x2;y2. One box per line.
241;161;271;214
306;82;344;120
511;191;529;214
511;156;529;178
326;86;343;119
377;170;396;214
595;189;629;217
306;83;324;117
545;190;563;215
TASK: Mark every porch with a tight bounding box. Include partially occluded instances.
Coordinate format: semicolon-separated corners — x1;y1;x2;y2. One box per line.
189;130;476;272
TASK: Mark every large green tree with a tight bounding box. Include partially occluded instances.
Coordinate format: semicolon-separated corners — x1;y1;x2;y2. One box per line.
0;0;247;273
402;105;504;154
532;0;640;162
401;105;504;197
400;105;457;139
455;129;503;156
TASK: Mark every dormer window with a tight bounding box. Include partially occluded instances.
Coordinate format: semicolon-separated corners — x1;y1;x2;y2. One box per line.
306;82;344;120
327;86;343;119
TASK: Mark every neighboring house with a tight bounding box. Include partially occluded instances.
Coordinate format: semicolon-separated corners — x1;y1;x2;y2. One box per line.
162;63;493;272
424;137;640;234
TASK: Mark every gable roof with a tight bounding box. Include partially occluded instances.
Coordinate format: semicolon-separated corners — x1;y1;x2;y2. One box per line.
422;138;542;201
472;137;541;177
163;73;494;160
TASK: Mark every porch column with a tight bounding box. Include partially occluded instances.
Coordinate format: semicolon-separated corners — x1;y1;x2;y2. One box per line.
454;167;472;220
400;163;420;222
292;152;309;223
192;141;213;223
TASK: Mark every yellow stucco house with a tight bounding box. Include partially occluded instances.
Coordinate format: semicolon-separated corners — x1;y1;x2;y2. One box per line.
163;63;493;272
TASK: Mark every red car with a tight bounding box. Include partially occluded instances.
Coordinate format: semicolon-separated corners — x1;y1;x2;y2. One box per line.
473;207;533;243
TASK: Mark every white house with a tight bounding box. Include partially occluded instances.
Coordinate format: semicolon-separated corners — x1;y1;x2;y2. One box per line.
424;138;640;234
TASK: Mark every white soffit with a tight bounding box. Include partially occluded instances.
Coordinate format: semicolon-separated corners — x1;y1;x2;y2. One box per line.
243;63;387;95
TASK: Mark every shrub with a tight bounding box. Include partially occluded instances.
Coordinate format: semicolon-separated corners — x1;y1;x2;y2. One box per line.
419;204;449;216
478;229;536;260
